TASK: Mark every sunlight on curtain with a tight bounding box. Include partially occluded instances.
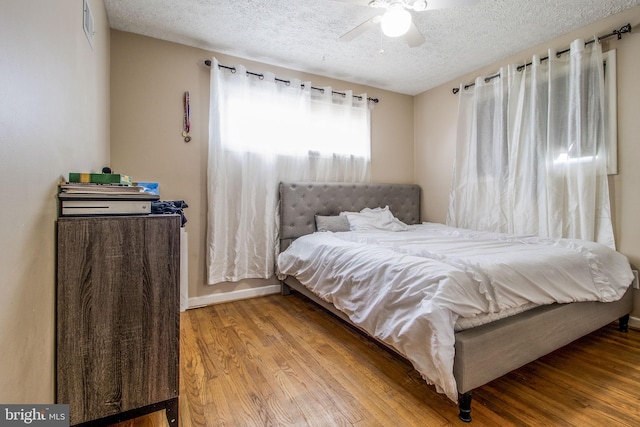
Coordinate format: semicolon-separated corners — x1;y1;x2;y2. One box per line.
448;39;614;248
207;58;371;284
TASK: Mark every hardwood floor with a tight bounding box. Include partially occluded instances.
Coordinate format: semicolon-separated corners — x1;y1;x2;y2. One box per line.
112;293;640;426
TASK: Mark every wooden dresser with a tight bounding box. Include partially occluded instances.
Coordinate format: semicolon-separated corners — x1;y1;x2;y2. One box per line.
56;215;180;426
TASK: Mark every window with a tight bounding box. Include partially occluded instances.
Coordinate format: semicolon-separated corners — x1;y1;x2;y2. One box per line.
220;76;370;158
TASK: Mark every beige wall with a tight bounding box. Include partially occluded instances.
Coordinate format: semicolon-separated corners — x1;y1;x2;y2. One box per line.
0;0;111;402
414;7;640;317
109;30;415;303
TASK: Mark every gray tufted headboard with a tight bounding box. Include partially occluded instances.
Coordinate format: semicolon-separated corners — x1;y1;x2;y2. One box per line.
279;182;421;250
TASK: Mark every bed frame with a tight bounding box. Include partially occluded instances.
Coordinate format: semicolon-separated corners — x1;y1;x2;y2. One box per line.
278;181;633;422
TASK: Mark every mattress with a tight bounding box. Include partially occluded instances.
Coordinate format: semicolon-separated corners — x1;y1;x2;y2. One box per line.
454;302;538;331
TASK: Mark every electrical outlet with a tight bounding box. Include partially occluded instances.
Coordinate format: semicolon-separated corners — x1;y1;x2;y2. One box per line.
633;270;639;290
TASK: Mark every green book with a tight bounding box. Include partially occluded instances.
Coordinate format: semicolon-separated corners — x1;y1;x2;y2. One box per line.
69;173;133;186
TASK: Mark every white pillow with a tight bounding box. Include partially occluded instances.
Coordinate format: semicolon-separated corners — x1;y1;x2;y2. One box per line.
315;215;350;232
340;206;408;231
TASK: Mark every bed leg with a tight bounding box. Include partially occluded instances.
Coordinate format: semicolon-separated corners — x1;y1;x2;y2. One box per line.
281;283;291;296
619;314;630;332
458;391;472;423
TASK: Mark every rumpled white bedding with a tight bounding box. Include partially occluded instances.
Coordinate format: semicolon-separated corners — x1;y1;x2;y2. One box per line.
276;223;633;402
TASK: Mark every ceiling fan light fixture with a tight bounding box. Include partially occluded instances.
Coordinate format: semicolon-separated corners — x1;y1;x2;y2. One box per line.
381;7;412;37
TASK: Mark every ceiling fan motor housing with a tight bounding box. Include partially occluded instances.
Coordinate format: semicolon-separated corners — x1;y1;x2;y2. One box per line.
368;0;428;10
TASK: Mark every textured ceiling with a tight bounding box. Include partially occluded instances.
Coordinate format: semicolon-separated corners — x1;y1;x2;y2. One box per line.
103;0;640;95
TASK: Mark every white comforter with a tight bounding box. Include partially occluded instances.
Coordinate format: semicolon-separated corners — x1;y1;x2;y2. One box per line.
276;223;633;402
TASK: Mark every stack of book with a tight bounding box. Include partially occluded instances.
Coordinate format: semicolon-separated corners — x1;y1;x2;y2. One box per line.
58;177;160;216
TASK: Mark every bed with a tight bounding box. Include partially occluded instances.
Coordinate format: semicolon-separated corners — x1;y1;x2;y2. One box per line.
276;181;634;422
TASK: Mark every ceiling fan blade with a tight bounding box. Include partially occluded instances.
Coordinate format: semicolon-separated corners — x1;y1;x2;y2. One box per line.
404;21;425;47
424;0;479;10
340;15;382;42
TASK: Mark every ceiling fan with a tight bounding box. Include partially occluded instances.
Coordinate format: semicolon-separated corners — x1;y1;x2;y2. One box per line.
337;0;479;47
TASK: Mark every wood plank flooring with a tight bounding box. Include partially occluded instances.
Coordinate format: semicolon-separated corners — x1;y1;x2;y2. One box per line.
112;293;640;426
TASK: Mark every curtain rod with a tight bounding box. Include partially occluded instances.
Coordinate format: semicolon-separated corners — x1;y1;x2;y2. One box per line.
204;60;379;103
452;23;631;94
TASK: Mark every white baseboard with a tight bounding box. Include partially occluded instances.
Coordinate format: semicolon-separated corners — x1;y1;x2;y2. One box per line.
629;315;640;330
187;284;281;309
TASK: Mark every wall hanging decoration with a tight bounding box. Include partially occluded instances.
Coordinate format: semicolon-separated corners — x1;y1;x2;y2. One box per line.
182;91;191;142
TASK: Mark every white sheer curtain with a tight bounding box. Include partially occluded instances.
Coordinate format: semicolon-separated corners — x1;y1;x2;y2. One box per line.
207;58;371;284
448;39;614;247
